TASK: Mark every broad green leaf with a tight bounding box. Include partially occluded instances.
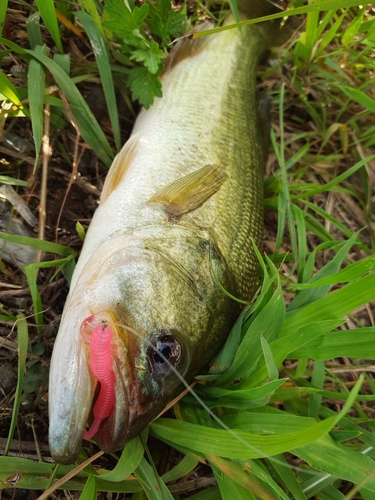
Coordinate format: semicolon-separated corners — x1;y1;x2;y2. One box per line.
218;408;315;435
154;378;361;459
330;430;361;442
187;487;221;499
244;319;343;389
197;379;286;410
291;327;375;360
300;470;341;498
211;462;260;500
161;454;198;483
35;0;63;53
242;457;292;500
266;454;307;500
0;70;22;105
217;283;285;388
80;474;97;499
292;435;375;492
97;437;143;481
146;0;185;45
208;307;247;375
292;253;375;291
177;396;214;428
269;386;322;402
151;415;339;459
104;0;149;37
134;457;174;500
280;272;375;338
362;488;375;500
288;232;359;312
0;456;142;492
309;360;324;419
130;40;165;74
54;52;70;74
260;335;278;381
341;86;375;114
128;66;162;109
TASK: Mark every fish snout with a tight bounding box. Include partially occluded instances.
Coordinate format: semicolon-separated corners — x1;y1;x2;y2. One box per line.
49;310;130;463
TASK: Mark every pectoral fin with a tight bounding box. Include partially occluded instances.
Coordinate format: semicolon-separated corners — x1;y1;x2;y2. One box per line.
147;164;227;218
101;134;140;204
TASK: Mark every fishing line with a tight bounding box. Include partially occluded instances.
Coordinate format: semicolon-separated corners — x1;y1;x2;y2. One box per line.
116;321;325;480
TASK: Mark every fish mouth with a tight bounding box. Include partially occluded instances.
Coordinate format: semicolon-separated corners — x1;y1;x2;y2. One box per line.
49;311;132;464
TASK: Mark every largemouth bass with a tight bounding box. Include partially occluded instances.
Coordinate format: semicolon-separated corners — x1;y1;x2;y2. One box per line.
49;0;293;464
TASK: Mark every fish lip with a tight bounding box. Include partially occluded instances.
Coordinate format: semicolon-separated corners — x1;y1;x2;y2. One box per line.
87;353;131;453
48;338;93;464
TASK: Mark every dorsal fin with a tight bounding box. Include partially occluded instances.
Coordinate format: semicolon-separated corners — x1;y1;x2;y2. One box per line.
147;164;227;218
100;134;140;204
163;23;215;74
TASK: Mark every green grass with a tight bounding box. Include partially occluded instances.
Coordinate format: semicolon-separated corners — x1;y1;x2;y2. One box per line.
1;0;375;499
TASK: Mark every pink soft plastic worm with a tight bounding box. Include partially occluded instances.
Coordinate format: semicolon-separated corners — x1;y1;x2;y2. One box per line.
84;323;116;440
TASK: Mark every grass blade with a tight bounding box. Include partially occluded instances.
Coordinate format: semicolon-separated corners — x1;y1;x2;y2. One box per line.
266;454;307;500
4;315;28;455
293;435;375;493
0;70;22;106
281;272;375;337
291;327;375;360
26;12;43;49
23;264;43;330
75;10;121;151
160;454;198;483
0;232;76;256
151;415;339;459
35;0;63;53
210;461;262;499
97;437;143;481
80;474;97;500
26;47;113;166
77;0;105;38
134;457;174;500
28;44;47;169
0;0;8;38
192;1;367;38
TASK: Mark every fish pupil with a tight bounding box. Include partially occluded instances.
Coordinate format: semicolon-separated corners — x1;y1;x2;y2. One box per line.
149;334;181;374
153;344;172;364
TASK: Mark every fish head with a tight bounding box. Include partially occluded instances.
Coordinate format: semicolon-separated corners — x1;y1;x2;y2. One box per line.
49;235;224;464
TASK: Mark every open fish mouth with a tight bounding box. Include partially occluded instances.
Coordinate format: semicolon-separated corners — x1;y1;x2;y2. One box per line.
49;311;131;464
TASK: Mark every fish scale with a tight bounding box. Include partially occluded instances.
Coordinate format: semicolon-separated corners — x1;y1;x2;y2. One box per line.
49;1;294;464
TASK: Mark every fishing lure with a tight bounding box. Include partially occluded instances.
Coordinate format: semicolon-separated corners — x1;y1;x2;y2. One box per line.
83;322;116;440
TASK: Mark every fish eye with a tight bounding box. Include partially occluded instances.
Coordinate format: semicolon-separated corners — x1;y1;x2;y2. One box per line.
149;335;181;375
